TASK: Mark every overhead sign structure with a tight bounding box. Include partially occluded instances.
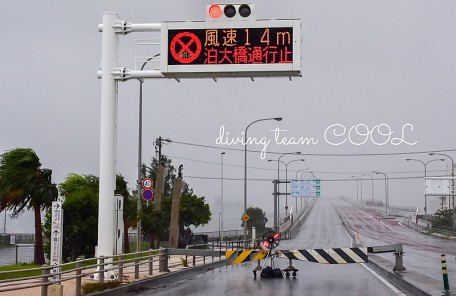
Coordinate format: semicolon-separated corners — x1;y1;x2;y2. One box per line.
290;179;321;197
425;177;453;196
161;19;301;78
97;8;302;275
50;201;63;282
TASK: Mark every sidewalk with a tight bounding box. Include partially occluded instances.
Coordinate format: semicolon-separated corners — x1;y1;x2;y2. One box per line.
1;255;224;296
368;254;454;296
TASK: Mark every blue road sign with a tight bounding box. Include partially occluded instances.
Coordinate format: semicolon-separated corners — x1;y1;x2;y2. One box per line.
142;189;154;201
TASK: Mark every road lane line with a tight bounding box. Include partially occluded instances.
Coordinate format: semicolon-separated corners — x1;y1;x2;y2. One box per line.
360;263;407;295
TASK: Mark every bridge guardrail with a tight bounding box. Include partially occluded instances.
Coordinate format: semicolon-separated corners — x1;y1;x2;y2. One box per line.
280;198;317;239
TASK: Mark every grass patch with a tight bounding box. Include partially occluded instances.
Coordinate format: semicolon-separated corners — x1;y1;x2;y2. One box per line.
180;257;188;267
0;263;41;280
81;280;121;295
0;251;160;281
0;259;97;281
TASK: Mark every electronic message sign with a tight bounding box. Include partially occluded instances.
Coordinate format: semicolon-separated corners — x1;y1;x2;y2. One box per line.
160;20;301;78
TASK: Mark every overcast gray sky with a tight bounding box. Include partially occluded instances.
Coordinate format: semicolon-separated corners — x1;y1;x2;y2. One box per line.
1;1;456;232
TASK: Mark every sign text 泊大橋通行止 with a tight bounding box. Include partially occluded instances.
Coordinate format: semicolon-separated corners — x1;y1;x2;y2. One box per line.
160;19;301;78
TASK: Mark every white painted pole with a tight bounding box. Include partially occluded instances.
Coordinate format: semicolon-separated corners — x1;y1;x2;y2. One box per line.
98;12;119;264
252;227;256;247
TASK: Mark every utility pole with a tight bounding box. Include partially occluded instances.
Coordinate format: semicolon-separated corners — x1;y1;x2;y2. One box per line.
152;137;171;249
154;137;171;165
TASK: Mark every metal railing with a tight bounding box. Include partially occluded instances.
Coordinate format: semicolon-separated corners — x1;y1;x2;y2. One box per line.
401;217;456;238
0;247;224;296
0;243;35;265
0;233;36;245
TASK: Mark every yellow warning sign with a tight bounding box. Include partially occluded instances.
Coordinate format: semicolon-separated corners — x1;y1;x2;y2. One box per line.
242;214;250;222
225;250;269;265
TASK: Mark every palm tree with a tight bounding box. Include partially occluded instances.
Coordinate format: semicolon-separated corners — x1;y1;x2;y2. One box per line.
0;148;58;264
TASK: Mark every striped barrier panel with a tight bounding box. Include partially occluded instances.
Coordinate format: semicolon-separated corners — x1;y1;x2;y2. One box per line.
226;250;269;265
226;247;368;265
279;248;368;264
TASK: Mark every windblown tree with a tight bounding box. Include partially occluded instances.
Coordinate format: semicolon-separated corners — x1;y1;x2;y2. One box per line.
44;173;133;260
55;174;99;260
0;148;58;264
140;156;211;248
241;207;268;236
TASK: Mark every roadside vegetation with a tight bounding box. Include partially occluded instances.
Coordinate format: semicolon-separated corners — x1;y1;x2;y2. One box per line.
0;148;211;268
0;148;58;265
431;208;454;229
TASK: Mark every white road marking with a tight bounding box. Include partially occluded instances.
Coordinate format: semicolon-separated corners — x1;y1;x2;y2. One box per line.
340;206;407;295
361;263;407;295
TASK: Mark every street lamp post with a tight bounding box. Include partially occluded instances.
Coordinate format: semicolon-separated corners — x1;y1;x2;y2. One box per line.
301;173;315;209
220;152;225;242
284;159;305;218
363;174;374;201
3;211;6;234
136;56;157;252
295;168;310;179
406;158;445;218
300;172;314;179
350;176;359;201
429;153;455;230
295;168;310;210
373;171;389;217
244;117;282;244
269;152;301;230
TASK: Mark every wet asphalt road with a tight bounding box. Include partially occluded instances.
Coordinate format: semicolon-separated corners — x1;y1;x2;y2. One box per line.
139;198;406;296
333;198;456;290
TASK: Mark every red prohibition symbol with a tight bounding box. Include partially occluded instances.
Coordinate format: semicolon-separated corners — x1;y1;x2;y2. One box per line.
170;32;202;64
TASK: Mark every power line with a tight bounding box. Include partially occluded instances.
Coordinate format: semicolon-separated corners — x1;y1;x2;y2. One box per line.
170;139;456;157
167;154;450;176
184;174;445;182
167;155;276;171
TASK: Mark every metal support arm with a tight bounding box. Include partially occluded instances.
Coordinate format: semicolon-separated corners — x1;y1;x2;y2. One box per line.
97;68;165;80
98;21;161;33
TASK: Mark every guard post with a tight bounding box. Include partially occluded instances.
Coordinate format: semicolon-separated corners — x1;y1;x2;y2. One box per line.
441;254;451;294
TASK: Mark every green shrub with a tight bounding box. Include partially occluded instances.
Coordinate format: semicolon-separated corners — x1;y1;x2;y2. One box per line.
81;280;121;295
180;257;188;267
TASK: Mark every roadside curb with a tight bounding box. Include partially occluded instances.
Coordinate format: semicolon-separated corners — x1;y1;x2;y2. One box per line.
367;254;449;296
335;204;452;296
87;260;226;296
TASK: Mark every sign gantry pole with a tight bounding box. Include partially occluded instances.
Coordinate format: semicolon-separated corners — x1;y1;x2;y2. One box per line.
97;11;119;271
98;12;162;279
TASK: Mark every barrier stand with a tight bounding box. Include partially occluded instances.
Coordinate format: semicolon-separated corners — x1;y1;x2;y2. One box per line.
367;244;406;271
283;258;299;277
441;254;451;295
393;250;405;272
